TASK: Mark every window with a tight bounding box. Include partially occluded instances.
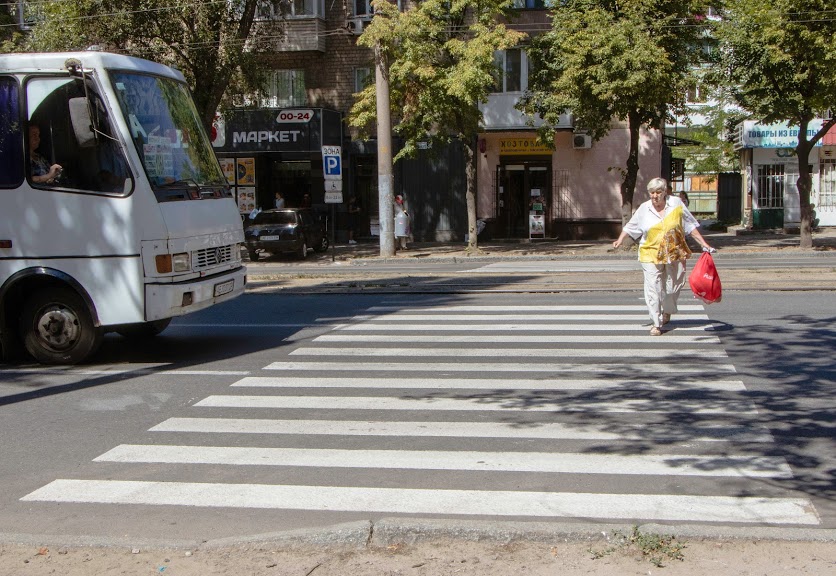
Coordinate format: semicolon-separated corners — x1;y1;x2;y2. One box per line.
257;0;324;18
820;159;836;211
756;165;785;209
355;67;372;93
0;76;23;187
261;70;307;108
26;75;132;194
494;49;528;93
686;81;708;104
512;0;547;7
353;0;403;17
354;0;374;17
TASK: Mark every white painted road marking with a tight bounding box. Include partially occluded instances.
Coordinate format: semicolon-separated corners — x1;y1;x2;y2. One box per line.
264;361;737;374
96;444;794;478
22;480;820;525
194;395;758;415
230;376;747;391
151;417;773;442
290;347;729;359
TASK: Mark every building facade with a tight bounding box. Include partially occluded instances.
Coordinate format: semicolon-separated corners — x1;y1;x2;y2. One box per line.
218;3;664;241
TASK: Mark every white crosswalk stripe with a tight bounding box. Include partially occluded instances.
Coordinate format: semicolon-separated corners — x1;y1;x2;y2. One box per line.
194;394;759;415
94;444;793;478
150;417;774;442
23;480;819;525
230;376;747;391
264;361;737;374
21;299;820;527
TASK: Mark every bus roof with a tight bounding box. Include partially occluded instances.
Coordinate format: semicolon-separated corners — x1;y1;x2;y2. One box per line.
0;51;186;83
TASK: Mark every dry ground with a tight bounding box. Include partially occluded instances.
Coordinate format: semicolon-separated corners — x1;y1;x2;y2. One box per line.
2;536;835;576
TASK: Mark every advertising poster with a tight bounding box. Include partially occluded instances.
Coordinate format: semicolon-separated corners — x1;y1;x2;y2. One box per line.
219;158;236;185
236;157;256;185
529;214;545;239
237;187;256;214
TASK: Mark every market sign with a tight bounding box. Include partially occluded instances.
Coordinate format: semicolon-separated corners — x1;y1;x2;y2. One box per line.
737;120;823;149
499;137;552;156
212;108;342;153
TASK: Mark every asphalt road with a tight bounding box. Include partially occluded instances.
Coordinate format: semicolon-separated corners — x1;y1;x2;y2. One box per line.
0;288;833;545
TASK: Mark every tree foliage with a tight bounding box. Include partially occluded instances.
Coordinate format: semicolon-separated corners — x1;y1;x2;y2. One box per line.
19;1;285;130
350;0;525;251
715;0;836;247
520;0;710;224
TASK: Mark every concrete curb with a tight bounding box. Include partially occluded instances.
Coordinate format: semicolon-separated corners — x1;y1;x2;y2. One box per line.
5;519;834;552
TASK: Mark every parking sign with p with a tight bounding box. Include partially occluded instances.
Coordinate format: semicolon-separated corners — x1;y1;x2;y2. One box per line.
321;146;342;180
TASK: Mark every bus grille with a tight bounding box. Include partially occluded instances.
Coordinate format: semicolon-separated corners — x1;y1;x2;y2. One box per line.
193;244;235;270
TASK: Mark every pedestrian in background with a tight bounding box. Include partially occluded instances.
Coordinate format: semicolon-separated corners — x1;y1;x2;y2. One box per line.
394;194;410;250
612;177;713;335
274;191;285;208
347;196;361;245
679;191;690;207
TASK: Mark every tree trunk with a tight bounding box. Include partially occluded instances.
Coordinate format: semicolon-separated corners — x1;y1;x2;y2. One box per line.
620;110;642;225
795;118;814;249
196;0;259;131
464;140;478;253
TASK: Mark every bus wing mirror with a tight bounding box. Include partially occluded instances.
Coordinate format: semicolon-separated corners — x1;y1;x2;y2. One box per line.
69;97;96;147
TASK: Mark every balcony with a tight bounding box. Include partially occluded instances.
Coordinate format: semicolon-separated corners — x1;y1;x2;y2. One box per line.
254;17;327;53
480;93;572;131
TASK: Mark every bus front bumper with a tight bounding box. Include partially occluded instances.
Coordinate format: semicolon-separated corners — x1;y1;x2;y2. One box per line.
145;266;247;321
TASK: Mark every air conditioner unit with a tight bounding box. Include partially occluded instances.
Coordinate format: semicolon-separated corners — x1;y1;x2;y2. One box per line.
347;18;366;35
573;134;592;149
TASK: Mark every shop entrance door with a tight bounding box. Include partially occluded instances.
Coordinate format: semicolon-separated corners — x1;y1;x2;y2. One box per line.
496;162;551;238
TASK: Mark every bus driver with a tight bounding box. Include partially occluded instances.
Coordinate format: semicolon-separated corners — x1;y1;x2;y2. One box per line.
28;125;62;184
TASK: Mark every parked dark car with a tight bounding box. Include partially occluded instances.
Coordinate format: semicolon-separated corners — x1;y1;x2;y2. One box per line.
244;208;328;260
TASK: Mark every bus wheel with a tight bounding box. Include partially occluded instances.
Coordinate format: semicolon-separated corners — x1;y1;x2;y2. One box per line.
115;318;172;339
20;287;102;365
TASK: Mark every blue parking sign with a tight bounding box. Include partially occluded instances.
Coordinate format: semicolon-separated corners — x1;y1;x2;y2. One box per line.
321;145;342;180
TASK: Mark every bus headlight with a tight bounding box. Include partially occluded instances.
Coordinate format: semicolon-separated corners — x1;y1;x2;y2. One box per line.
172;252;191;272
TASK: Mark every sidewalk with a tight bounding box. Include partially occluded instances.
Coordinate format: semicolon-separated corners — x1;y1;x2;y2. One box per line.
275;226;836;265
245;227;836;293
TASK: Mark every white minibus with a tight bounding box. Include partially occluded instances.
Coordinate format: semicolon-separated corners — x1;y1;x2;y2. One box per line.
0;51;246;364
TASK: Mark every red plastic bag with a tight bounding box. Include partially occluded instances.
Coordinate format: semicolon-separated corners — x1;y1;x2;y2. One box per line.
689;252;722;304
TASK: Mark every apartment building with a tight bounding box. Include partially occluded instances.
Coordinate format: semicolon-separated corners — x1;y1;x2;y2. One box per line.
208;2;668;242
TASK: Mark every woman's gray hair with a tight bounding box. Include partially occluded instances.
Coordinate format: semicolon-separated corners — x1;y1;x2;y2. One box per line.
647;177;668;194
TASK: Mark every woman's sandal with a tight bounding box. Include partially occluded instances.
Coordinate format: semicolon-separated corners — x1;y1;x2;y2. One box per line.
650;326;663;336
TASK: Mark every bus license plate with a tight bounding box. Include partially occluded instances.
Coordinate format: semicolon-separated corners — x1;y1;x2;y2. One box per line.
213;279;234;297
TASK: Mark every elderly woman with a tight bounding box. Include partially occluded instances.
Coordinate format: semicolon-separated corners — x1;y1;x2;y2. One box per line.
613;177;713;335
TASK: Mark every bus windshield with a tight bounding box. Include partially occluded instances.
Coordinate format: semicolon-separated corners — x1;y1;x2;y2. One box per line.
110;71;226;194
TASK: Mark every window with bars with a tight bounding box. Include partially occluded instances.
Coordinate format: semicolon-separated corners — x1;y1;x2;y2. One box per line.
820;159;836;210
756;165;785;209
261;70;306;108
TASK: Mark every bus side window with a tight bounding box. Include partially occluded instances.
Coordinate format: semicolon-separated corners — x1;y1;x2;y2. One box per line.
26;77;132;194
0;76;24;188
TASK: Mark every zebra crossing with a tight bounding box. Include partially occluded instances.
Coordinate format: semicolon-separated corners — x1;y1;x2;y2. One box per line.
21;299;822;527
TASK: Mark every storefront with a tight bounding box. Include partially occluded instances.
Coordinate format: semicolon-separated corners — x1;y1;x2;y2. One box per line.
211;108;343;216
493;137;553;239
735;120;826;229
476;129;663;240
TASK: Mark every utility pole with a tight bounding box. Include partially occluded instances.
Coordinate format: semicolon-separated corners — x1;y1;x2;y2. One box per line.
375;41;395;257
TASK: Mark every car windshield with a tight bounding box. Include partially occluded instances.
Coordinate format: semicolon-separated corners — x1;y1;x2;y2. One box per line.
252;211;298;226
